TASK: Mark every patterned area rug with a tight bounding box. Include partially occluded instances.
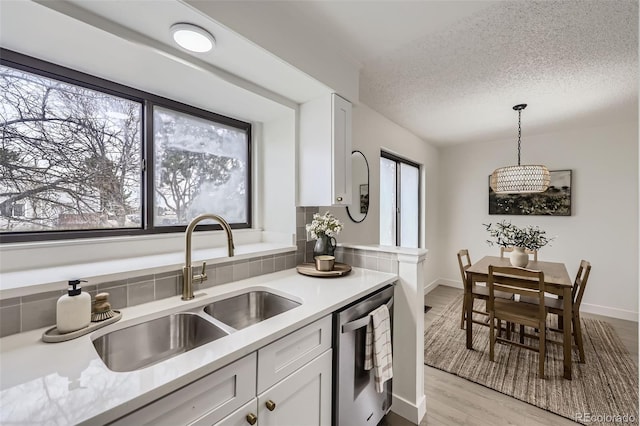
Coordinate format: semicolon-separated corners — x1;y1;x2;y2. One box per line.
424;296;638;425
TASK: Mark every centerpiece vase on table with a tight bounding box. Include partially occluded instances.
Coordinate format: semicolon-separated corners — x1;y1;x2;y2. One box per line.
484;220;554;268
509;247;530;267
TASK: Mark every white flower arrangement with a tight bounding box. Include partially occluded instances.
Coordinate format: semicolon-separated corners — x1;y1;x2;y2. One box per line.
306;211;343;239
484;220;554;251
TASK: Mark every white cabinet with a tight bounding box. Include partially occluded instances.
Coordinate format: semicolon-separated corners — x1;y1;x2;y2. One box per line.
257;350;332;426
299;93;352;206
213;316;332;426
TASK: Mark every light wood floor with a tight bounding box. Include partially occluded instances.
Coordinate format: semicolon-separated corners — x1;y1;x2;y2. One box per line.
381;285;638;426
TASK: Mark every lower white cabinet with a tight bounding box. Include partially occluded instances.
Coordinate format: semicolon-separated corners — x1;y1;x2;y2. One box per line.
256;349;332;426
215;350;332;426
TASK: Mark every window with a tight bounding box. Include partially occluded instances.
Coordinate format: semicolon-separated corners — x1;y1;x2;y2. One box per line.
379;151;420;248
0;49;251;242
153;107;249;227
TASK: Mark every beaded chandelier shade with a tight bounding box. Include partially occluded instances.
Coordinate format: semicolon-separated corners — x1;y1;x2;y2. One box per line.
490;104;550;194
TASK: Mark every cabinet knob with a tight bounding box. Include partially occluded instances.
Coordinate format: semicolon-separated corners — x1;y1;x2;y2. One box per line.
265;400;276;411
336;197;343;202
246;413;257;425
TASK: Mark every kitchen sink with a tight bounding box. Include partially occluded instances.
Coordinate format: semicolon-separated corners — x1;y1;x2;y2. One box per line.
203;291;301;330
92;312;228;372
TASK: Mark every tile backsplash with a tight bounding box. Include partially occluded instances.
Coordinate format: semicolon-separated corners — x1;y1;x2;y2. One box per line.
0;251;296;338
2;206;397;338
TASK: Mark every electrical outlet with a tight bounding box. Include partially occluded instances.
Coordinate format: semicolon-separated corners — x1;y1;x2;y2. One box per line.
306;229;314;242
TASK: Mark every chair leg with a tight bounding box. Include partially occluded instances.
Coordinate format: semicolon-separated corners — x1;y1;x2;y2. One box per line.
489;313;495;362
497;319;502;337
506;322;511;340
539;323;546;378
573;313;586;363
460;298;466;329
519;324;525;344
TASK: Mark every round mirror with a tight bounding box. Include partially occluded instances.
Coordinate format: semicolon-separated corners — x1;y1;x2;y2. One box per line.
346;150;369;223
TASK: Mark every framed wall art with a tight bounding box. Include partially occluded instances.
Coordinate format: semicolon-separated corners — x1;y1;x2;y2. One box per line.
489;169;572;216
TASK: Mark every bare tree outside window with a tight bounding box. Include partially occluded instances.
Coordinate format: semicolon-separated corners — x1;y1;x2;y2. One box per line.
153;106;248;226
0;65;142;233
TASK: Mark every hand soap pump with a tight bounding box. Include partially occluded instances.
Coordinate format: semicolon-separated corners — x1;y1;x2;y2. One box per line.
56;279;91;334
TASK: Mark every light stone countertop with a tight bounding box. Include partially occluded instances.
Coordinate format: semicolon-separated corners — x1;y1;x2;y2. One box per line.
0;267;397;425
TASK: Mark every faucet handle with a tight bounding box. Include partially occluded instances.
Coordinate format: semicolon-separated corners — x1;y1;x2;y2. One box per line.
193;261;208;284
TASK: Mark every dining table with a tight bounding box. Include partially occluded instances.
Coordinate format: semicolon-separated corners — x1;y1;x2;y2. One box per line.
465;256;574;379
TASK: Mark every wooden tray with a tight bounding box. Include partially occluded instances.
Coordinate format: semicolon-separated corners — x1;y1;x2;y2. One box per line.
42;311;122;343
296;263;352;278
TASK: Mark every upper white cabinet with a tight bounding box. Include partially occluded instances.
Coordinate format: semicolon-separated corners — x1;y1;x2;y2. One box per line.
299;93;352;206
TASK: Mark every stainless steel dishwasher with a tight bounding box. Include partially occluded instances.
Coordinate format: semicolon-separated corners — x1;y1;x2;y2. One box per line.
333;284;394;426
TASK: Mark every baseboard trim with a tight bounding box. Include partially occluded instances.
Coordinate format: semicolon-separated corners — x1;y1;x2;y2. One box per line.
581;302;638;322
391;393;427;424
423;279;440;294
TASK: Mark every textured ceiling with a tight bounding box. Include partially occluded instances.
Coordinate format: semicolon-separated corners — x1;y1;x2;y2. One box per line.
283;0;639;146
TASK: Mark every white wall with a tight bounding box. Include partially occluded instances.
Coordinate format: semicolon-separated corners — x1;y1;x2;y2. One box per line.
327;103;441;287
438;119;639;321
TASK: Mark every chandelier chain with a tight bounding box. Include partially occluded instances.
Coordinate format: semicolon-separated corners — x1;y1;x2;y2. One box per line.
517;109;522;166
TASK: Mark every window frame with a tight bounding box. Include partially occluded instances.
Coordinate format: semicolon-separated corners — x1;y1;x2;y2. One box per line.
0;48;252;243
380;150;421;248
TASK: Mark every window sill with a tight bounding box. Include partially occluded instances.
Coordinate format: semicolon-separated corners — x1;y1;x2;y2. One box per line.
0;230;296;299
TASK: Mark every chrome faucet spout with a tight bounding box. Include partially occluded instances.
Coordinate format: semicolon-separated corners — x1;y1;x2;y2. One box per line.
183;214;235;300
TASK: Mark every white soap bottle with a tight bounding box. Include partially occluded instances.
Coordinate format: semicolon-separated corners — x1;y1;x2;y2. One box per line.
56;279;91;333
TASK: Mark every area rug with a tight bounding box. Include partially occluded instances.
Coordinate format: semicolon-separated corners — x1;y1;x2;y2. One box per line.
424;296;638;425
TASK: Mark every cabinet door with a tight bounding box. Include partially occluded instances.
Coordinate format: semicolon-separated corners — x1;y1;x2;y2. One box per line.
298;93;352;207
257;349;332;426
212;399;258;426
332;94;352;206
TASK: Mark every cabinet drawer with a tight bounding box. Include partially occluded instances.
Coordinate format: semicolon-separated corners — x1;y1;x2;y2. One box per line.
110;353;256;426
257;315;332;393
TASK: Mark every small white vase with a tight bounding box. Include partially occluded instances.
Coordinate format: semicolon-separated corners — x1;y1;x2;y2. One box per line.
509;247;529;268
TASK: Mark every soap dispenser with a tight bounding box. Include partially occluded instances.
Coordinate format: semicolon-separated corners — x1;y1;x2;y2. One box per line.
56;279;91;333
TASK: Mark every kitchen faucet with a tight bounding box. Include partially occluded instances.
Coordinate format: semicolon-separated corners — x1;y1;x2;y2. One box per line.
182;214;235;300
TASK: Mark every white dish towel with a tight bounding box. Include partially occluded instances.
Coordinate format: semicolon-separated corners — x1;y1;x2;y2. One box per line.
364;303;393;393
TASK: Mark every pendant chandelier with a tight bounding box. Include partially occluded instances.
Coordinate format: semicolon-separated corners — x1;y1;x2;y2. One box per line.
490;104;550;194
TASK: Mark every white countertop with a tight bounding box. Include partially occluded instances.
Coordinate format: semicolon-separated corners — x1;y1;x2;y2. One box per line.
0;267;397;425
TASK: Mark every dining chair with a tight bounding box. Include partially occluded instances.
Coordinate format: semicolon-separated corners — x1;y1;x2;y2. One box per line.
457;249;512;329
520;260;591;363
488;265;548;377
500;246;538;261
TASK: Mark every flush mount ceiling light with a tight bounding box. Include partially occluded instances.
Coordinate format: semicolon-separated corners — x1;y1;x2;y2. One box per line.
170;23;215;53
490;104;550;194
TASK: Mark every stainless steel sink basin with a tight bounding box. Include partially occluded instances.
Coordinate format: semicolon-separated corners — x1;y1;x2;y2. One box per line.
92;312;228;372
203;291;301;330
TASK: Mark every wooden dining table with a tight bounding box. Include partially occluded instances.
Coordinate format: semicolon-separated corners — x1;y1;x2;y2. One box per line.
465;256;574;379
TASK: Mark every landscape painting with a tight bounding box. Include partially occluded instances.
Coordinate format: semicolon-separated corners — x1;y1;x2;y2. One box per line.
489;170;572;216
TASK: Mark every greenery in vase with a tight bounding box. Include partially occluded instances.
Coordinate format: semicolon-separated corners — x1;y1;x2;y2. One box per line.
306;211;343;239
484;220;554;251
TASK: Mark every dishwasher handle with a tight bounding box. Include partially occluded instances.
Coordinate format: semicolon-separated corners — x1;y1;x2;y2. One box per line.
341;297;393;334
